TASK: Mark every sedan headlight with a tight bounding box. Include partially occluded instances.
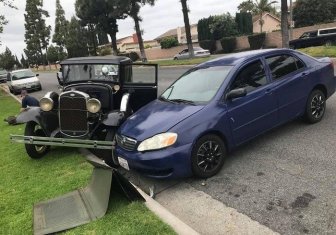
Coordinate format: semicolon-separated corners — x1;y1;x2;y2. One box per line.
137;133;178;152
87;98;101;113
39;97;53;111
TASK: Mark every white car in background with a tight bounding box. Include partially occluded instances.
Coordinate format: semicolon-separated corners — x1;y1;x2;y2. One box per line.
173;47;210;60
7;69;42;94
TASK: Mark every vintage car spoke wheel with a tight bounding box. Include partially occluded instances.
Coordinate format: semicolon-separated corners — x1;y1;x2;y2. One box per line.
24;121;50;159
191;135;226;178
305;89;326;124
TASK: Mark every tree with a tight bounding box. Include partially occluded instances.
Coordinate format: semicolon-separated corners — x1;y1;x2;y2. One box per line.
47;45;59;64
180;0;194;58
0;47;16;70
254;0;277;33
281;0;289;48
24;0;51;69
209;13;239;40
0;0;17;44
52;0;68;54
97;30;109;45
21;54;29;68
65;17;89;58
293;0;336;28
236;12;253;35
126;0;156;62
238;0;256;13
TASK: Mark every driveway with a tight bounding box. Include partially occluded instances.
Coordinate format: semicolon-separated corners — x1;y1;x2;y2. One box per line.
28;68;336;234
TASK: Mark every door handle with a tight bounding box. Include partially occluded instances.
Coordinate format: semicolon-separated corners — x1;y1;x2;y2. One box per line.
265;89;273;95
301;72;308;78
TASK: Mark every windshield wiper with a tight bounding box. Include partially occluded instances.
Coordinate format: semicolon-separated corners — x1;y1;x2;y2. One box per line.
159;96;175;103
169;99;196;105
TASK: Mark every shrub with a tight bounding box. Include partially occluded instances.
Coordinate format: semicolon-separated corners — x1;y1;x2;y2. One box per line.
160;37;179;49
199;40;216;54
248;33;266;50
220;37;237;53
119;51;140;62
99;47;112;56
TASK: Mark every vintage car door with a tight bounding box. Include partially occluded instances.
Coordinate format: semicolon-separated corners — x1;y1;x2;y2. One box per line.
122;63;158;112
226;59;278;146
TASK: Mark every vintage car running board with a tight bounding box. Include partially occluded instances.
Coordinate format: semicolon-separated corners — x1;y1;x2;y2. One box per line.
33;152;144;235
10;135;114;150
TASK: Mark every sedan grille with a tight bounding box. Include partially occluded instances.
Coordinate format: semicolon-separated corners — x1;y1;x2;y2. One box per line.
59;91;89;137
116;134;137;151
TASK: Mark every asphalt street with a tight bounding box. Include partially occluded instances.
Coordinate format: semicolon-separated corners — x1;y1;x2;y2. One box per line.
28;68;336;234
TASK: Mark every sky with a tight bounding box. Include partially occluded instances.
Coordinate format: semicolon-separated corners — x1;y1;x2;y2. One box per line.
0;0;241;57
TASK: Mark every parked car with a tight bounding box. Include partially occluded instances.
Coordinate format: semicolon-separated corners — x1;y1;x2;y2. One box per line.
0;69;7;83
6;69;42;94
173;47;210;60
115;49;336;179
11;56;158;166
289;27;336;49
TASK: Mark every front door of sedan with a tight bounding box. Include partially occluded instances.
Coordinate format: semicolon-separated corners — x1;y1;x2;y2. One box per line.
122;64;158;112
226;59;278;145
265;54;308;123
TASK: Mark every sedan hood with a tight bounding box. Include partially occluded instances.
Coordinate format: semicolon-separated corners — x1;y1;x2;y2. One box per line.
11;77;39;85
119;100;204;141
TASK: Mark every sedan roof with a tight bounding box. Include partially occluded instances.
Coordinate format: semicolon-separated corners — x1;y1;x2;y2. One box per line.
197;49;297;67
61;56;132;65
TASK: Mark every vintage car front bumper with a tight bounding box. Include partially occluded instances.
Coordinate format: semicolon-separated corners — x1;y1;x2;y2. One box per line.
115;143;193;179
10;135;114;150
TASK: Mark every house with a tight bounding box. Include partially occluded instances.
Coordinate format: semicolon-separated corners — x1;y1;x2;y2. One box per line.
155;24;198;44
253;13;281;33
112;34;159;52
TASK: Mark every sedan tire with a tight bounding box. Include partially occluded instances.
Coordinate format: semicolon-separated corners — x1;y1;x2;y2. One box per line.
191;134;226;178
24;121;50;159
304;89;326;124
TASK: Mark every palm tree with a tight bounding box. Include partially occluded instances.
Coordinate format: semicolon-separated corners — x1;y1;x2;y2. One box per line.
254;0;278;33
128;0;156;62
281;0;289;48
180;0;194;58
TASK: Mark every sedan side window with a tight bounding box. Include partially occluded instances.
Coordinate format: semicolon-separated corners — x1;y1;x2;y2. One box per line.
266;55;305;80
230;60;267;93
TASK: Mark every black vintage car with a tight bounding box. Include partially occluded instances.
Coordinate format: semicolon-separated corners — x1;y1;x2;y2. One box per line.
11;56;158;166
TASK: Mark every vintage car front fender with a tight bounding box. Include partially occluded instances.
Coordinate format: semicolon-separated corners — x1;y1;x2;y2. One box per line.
16;107;59;136
102;111;125;127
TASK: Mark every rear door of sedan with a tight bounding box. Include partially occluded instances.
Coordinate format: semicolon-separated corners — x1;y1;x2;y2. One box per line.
265;53;308;124
226;58;279;145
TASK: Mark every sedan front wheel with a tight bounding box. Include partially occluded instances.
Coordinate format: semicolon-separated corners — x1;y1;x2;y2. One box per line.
191;134;226;178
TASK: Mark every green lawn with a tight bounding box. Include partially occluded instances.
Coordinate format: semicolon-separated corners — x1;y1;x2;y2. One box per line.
299;46;336;57
150;56;214;66
0;90;175;234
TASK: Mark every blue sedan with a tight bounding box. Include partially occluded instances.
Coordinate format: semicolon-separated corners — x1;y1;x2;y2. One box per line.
115;49;336;179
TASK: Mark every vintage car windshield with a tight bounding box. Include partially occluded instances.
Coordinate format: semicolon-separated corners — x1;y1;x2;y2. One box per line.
63;64;119;82
12;70;35;80
161;66;233;103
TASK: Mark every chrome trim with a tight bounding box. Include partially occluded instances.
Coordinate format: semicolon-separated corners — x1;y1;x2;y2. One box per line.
120;93;130;112
10;135;114;150
58;90;90;137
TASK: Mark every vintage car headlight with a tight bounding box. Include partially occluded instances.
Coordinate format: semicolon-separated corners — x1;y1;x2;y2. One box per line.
39;97;54;111
137;133;178;152
87;98;101;113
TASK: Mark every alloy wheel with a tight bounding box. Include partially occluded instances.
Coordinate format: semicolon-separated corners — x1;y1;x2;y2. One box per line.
196;140;223;173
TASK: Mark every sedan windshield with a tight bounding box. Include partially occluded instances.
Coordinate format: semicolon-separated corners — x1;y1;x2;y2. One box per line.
12;70;35;80
161;66;232;103
63;64;119;82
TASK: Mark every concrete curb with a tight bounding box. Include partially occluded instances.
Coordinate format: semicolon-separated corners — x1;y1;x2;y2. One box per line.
0;84;21;103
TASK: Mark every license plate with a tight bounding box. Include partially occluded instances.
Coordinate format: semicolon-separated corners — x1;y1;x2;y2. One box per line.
118;157;129;170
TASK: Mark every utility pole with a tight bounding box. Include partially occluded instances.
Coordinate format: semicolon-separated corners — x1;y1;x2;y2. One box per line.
289;0;293;40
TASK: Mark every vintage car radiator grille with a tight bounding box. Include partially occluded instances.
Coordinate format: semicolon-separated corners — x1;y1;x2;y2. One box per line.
59;91;88;137
116;134;137;151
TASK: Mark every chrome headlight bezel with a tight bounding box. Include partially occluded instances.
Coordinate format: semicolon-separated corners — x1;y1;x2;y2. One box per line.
137;133;178;152
86;98;101;114
39;97;54;112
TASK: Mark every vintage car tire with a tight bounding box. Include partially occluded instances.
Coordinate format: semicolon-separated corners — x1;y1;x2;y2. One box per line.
304;89;326;124
191;134;226;178
24;121;50;159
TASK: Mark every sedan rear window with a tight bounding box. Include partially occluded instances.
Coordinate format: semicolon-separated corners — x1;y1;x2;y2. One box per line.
266;55;305;80
161;66;232;103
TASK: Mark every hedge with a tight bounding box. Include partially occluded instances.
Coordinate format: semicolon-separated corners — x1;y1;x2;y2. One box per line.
248;33;266;50
199;40;216;54
220;37;237;53
160;37;179;49
118;51;140;62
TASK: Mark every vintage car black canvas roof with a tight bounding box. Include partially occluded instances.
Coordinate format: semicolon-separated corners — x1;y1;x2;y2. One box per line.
61;56;132;65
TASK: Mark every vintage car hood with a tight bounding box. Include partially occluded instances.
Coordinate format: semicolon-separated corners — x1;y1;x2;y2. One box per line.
119;99;204;141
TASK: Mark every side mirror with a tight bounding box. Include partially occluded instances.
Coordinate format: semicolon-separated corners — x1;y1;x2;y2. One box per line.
36;74;39;77
120;93;130;113
226;88;247;100
57;71;64;86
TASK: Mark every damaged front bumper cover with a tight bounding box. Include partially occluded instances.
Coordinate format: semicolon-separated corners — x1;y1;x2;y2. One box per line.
10;135;115;150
